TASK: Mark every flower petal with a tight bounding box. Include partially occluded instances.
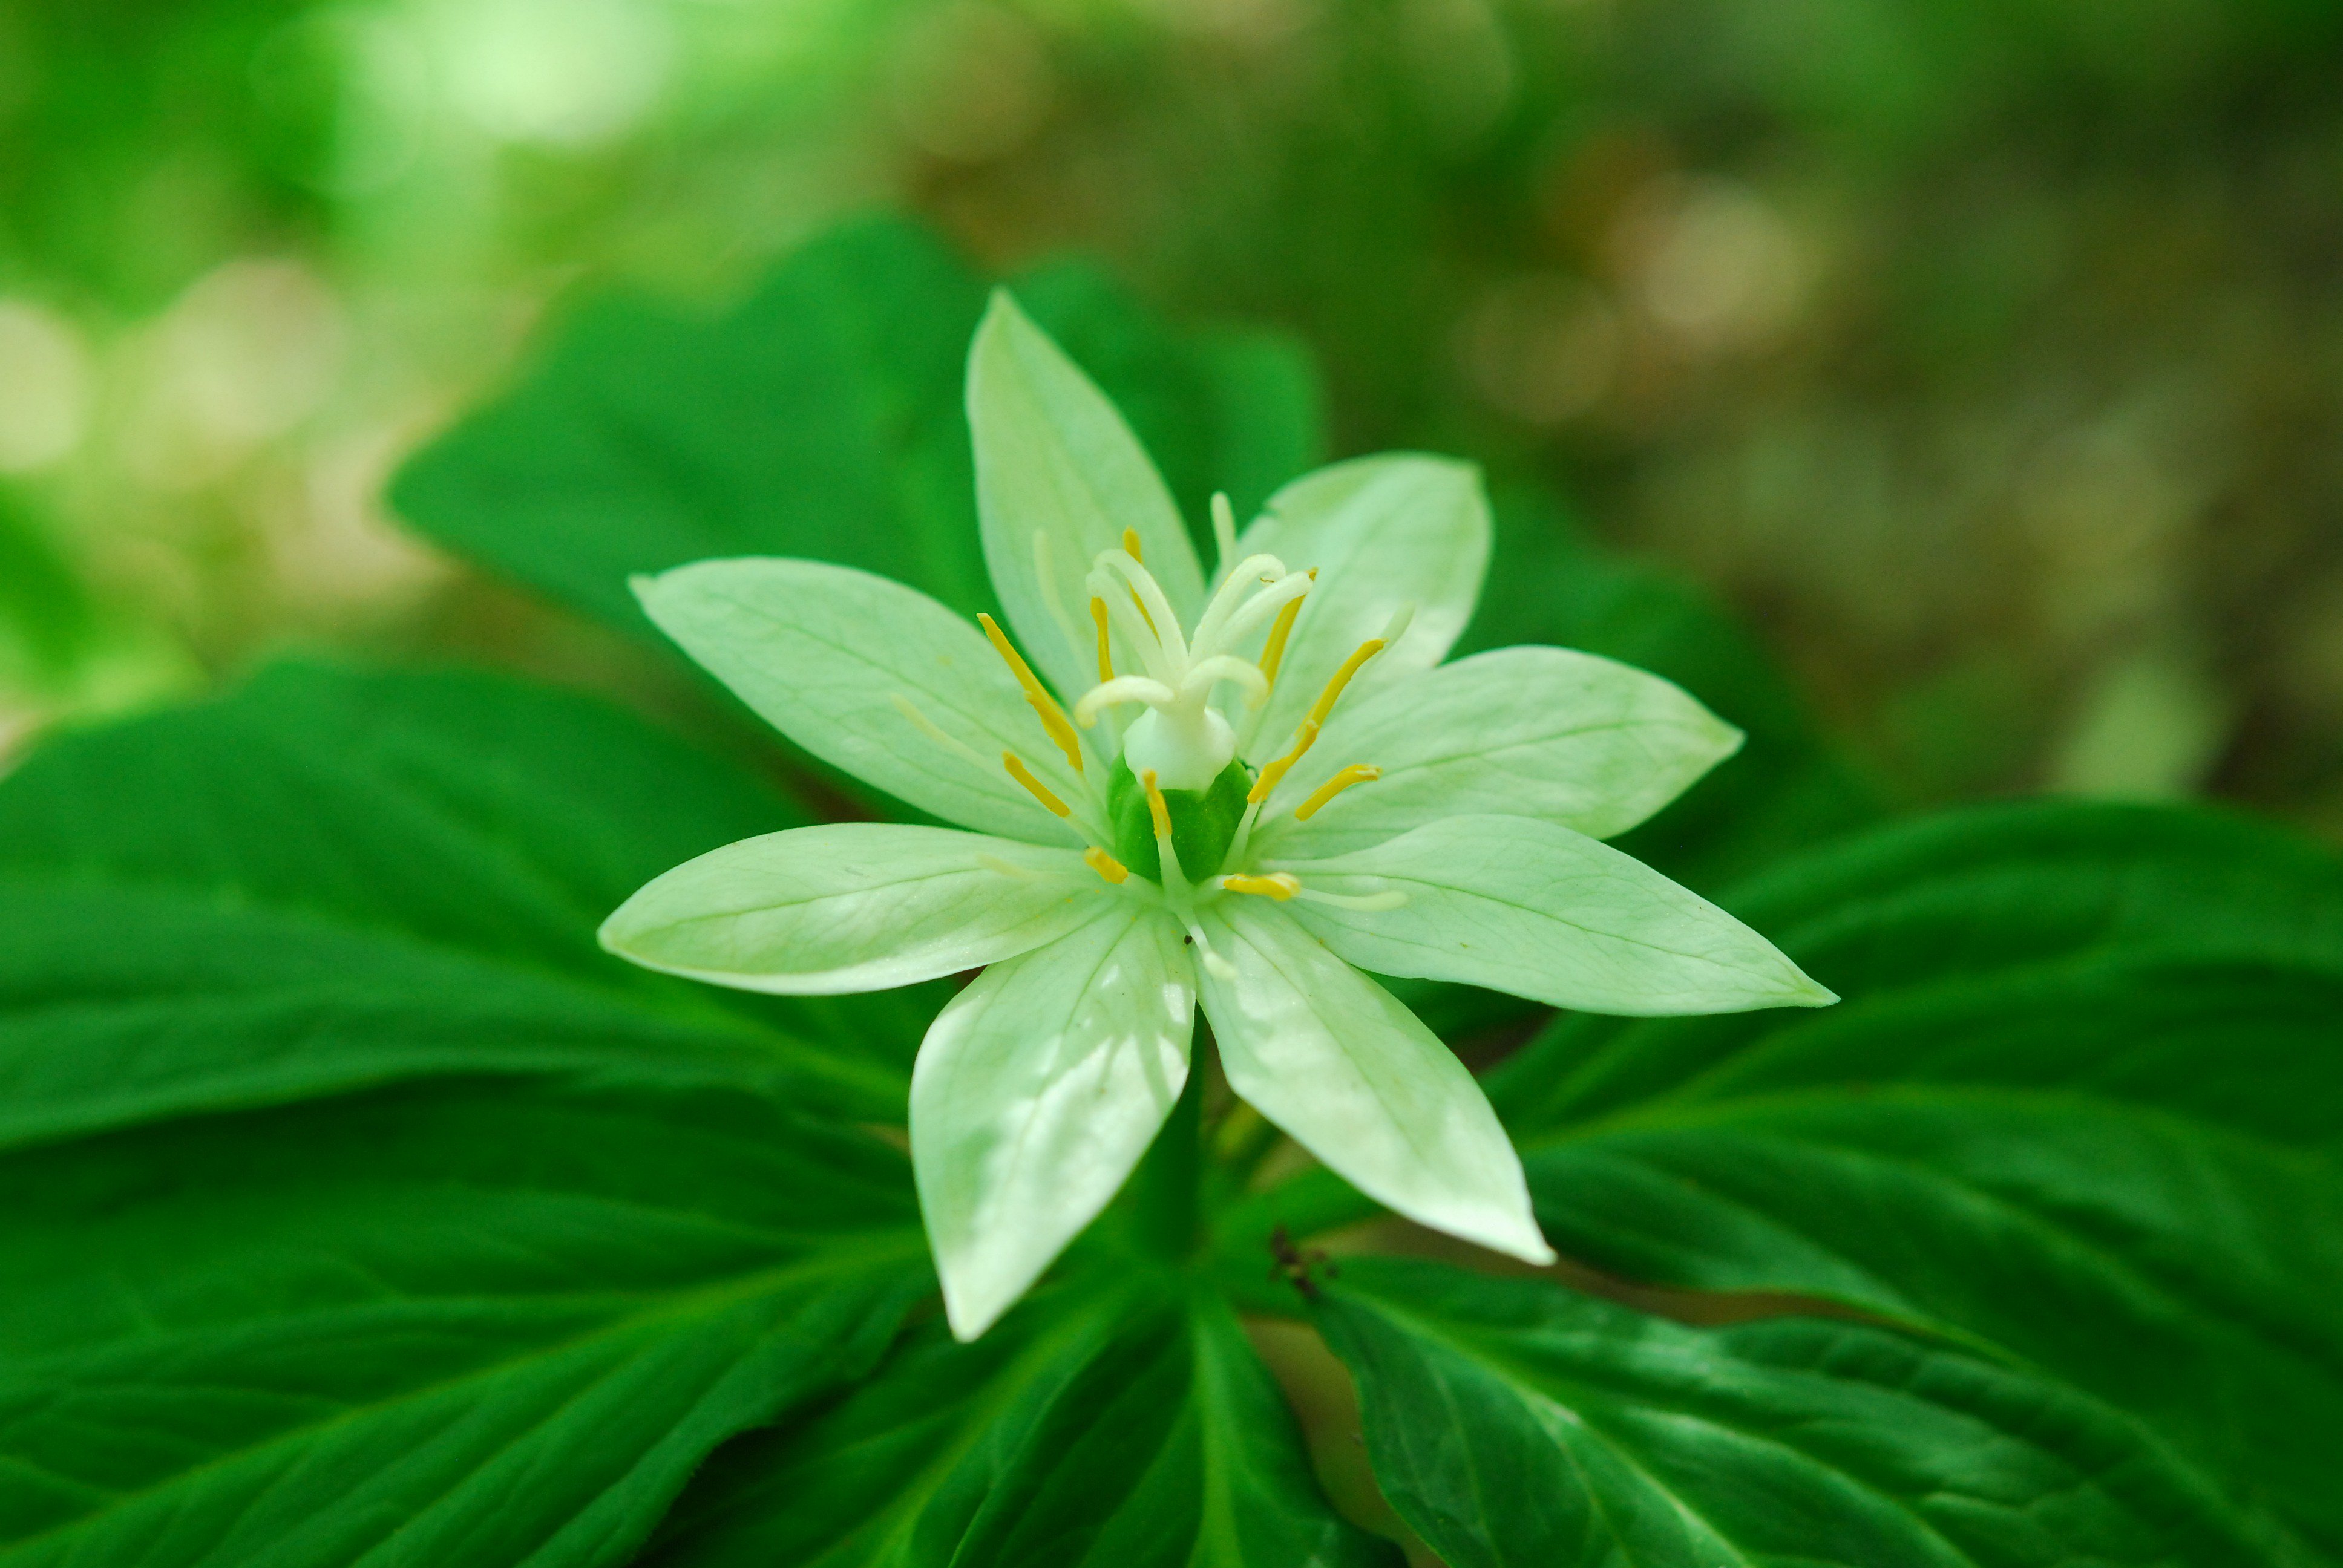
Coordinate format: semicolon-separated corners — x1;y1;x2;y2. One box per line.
1231;455;1490;762
1254;645;1744;858
637;557;1087;844
1274;813;1837;1015
913;904;1196;1340
600;823;1107;994
968;290;1205;702
1197;900;1552;1264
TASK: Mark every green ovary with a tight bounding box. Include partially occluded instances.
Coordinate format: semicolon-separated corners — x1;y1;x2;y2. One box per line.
1107;756;1253;883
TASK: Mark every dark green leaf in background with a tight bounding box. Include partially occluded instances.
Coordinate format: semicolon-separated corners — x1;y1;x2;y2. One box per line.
1319;1257;2281;1568
650;1284;1397;1568
0;657;932;1089
0;659;808;981
388;217;1325;636
0;1078;929;1568
0;881;886;1154
0;658;947;1564
1488;801;2343;1561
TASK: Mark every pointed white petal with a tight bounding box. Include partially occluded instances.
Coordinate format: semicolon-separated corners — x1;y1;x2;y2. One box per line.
1197;900;1552;1264
1276;813;1837;1015
968;291;1205;701
637;557;1086;844
1256;645;1743;858
1231;455;1490;760
600;824;1107;994
914;906;1196;1339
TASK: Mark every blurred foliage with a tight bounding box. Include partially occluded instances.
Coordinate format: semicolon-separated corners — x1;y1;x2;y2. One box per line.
3;0;2342;838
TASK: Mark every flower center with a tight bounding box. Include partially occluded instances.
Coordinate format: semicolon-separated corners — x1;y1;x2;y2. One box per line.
1070;526;1315;791
929;509;1415;949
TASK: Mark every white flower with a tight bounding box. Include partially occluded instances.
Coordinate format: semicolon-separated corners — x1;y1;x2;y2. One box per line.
601;292;1834;1340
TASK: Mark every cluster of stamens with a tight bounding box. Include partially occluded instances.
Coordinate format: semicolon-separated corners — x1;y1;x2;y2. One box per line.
899;496;1409;970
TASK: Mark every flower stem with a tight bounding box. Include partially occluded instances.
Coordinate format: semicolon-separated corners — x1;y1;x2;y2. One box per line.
1122;1058;1203;1263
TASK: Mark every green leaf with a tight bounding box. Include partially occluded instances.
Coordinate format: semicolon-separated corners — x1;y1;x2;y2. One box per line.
647;1284;1398;1567
1490;801;2343;1129
0;1078;929;1568
1486;800;2343;1561
389;217;1323;639
0;659;807;980
0;656;934;1083
1318;1257;2281;1568
0;880;902;1152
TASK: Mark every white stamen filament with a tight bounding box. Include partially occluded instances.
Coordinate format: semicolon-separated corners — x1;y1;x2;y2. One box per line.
1191;552;1288;652
1210;492;1239;578
1178;654;1268;708
1086;566;1174;682
1066;540;1320;799
1210;569;1316;655
1092;551;1188;667
1074;675;1177;727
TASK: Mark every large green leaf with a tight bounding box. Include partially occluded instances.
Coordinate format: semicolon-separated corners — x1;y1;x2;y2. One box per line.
0;658;933;1086
0;659;805;982
0;1077;929;1568
647;1283;1398;1568
1484;802;2343;1560
0;879;902;1150
388;217;1322;635
1317;1258;2281;1568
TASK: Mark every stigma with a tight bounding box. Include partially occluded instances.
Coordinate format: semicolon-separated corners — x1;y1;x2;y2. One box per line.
1070;535;1314;791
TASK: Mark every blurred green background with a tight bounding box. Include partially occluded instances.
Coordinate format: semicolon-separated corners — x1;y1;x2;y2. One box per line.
5;0;2341;837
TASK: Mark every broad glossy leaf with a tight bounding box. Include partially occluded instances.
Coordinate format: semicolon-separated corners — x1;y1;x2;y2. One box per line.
0;880;904;1151
1486;801;2343;1560
1490;801;2343;1128
0;659;807;979
389;217;1322;635
0;1077;931;1568
0;656;934;1080
1319;1258;2279;1568
648;1285;1398;1567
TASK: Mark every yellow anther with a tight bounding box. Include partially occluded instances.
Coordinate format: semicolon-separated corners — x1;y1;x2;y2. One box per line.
1122;527;1143;564
1129;585;1157;637
1002;751;1072;818
1306;635;1386;730
1247;719;1320;805
1090;596;1114;684
978;612;1084;774
1084;846;1130;886
1221;872;1300;901
1295;763;1381;821
1141;769;1173;840
1257;581;1309;693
